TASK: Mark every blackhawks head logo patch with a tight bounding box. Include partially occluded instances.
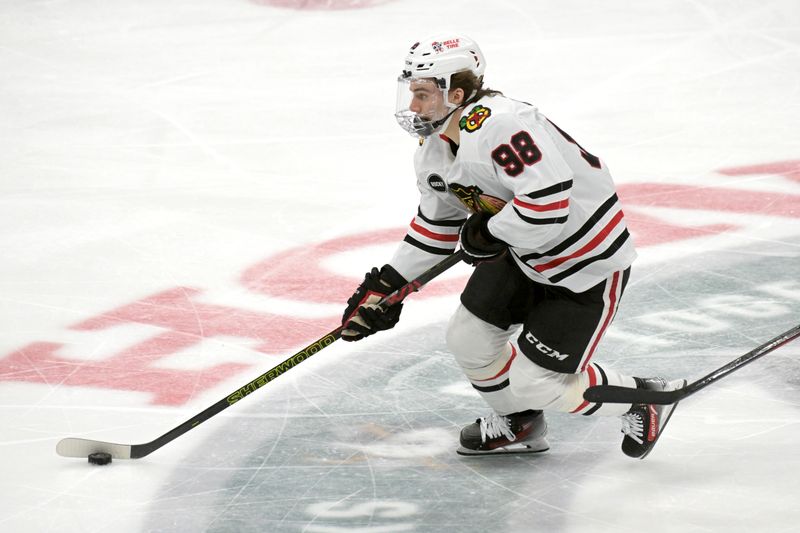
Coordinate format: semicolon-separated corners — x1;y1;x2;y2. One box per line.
448;182;507;215
459;105;492;133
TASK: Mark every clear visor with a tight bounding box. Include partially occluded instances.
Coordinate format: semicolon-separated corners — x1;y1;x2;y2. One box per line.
394;76;453;138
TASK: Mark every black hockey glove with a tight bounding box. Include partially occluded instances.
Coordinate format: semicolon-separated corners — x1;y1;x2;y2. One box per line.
459;212;507;265
341;264;408;342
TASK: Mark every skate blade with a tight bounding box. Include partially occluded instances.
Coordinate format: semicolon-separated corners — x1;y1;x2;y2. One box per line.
638;378;688;460
456;439;550;456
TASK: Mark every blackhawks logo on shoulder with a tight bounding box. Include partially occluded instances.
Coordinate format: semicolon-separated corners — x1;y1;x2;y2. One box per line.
459;105;492;133
448;182;507;215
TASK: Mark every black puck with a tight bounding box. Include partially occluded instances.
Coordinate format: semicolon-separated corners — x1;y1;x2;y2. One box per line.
88;452;112;465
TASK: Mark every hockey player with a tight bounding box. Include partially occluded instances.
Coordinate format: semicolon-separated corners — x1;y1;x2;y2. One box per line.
341;35;685;459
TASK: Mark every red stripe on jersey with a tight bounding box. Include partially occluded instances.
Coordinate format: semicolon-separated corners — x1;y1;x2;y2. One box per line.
534;210;624;273
571;364;598;413
409;219;460;242
581;272;620;371
513;197;569;212
473;344;518;382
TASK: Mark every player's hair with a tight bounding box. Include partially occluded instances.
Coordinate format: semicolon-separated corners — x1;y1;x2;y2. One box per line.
450;70;503;103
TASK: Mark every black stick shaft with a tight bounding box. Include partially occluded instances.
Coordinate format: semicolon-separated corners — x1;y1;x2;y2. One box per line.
583;323;800;405
688;323;800;396
127;251;465;458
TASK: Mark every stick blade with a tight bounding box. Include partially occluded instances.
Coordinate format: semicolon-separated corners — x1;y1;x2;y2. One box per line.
583;384;680;405
56;438;133;459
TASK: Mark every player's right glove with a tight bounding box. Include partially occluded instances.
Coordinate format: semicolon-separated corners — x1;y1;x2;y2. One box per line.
341;265;407;342
459;212;507;265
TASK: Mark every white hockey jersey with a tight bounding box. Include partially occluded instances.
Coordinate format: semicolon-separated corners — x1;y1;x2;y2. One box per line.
389;95;637;293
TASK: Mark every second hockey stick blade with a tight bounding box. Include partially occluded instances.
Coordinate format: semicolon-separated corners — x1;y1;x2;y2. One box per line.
583;323;800;405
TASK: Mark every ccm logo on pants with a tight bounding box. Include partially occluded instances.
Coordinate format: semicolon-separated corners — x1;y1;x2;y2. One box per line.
524;331;569;361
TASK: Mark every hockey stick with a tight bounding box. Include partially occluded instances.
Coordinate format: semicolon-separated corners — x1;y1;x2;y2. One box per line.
583;323;800;405
56;250;465;460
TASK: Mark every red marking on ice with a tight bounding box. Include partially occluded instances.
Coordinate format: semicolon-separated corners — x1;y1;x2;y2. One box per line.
2;162;798;405
240;227;465;303
618;182;799;246
0;338;246;406
717;160;800;183
252;0;394;10
619;183;799;218
622;209;734;248
0;288;334;405
75;287;333;353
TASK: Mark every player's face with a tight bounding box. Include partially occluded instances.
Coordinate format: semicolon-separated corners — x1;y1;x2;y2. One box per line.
395;76;452;137
408;79;446;120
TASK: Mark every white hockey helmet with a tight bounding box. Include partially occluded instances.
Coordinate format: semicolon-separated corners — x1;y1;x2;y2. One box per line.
395;35;487;137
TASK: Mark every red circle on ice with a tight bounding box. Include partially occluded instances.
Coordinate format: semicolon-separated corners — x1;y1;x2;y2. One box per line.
253;0;394;10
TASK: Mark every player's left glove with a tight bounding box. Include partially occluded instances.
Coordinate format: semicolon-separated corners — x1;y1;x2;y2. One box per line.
341;265;408;342
459;212;507;265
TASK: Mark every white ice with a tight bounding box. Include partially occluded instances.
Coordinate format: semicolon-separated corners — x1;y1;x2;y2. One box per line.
1;1;799;532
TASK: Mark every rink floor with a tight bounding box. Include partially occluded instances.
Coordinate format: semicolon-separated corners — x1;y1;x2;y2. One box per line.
1;1;799;531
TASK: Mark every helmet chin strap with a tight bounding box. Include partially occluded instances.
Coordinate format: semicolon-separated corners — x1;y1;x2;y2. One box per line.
410;88;480;138
429;106;462;132
427;89;479;135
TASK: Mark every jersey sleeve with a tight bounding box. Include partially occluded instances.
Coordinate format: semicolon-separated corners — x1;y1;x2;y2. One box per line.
481;112;575;250
389;180;468;281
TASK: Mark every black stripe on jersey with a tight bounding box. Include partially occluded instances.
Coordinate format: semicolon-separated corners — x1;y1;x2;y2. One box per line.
416;208;466;227
512;206;569;225
582;364;608;416
519;194;619;262
547;229;630;283
524;179;573;200
594;363;609;386
403;235;454;255
471;379;510;393
582;402;602;416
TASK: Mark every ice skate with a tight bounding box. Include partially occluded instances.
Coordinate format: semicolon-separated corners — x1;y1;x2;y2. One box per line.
457;410;549;456
620;377;687;459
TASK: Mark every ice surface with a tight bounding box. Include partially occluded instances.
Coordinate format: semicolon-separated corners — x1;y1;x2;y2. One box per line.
1;1;799;532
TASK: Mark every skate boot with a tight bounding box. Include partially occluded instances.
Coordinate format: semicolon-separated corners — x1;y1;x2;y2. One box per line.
457;409;549;456
620;377;688;459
